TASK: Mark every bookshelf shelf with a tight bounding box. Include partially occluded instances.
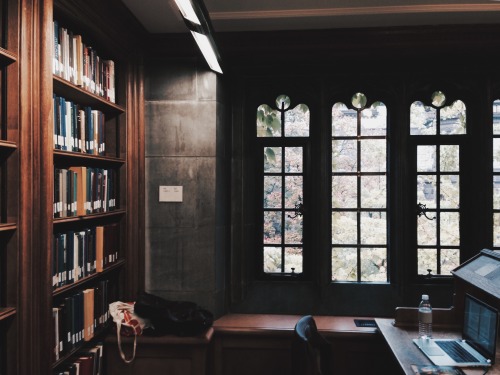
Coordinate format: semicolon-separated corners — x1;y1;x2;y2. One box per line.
0;140;17;150
53;75;125;116
53;149;125;167
0;307;16;321
53;209;126;225
53;259;125;298
0;223;16;232
0;47;17;66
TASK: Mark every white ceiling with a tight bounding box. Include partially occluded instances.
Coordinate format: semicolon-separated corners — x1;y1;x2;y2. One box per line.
122;0;500;34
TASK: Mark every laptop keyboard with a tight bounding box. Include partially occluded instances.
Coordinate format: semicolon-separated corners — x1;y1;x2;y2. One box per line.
435;341;479;363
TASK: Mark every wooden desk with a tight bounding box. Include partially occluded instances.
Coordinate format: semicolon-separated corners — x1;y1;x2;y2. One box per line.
376;318;500;375
212;314;397;375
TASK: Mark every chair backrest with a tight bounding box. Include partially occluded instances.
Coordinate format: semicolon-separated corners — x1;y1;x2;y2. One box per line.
291;315;333;375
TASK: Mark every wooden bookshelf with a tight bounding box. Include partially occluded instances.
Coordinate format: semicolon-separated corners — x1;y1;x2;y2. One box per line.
0;0;145;373
0;0;20;374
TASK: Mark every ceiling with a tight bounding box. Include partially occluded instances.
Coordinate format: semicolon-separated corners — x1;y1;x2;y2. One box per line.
122;0;500;34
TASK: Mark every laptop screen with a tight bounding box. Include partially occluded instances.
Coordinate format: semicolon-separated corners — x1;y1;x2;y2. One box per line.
462;294;498;361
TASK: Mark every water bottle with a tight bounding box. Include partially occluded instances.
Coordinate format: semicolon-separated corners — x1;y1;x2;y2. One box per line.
418;294;433;339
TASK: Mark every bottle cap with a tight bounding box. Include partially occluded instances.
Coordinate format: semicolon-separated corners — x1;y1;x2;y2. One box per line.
422;294;429;300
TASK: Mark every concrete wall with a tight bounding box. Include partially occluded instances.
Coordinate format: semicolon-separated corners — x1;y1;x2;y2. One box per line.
144;59;227;317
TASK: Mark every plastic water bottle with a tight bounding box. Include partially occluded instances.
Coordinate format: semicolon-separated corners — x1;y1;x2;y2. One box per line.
418;294;433;339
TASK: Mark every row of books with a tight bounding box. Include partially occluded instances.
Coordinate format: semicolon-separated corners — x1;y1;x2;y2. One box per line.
53;20;116;103
53;343;104;375
54;167;117;218
53;280;109;361
53;224;120;290
54;94;106;155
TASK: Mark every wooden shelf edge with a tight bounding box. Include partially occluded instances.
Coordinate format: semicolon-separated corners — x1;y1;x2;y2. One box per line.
0;307;17;321
53;209;126;225
53;149;125;165
53;75;125;114
0;140;17;149
53;259;125;297
0;47;17;65
0;223;17;232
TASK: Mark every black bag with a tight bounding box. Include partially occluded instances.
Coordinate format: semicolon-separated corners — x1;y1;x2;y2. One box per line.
134;291;213;337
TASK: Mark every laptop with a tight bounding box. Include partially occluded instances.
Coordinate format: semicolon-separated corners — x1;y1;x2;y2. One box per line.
413;294;498;367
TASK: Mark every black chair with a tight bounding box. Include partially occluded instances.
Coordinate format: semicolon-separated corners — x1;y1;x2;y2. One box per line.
291;315;333;375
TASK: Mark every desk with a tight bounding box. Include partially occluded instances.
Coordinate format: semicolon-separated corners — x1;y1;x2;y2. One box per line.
376;318;500;375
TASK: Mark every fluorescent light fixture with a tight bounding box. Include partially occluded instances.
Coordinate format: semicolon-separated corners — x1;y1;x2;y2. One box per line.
173;0;223;74
173;0;201;25
190;31;223;74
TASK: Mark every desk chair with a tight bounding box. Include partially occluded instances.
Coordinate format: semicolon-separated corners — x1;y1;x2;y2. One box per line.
291;315;333;375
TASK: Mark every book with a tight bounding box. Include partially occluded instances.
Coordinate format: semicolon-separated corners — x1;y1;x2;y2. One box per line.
411;364;466;375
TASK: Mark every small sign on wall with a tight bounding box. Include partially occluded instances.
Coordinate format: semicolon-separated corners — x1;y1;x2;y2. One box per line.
159;186;183;202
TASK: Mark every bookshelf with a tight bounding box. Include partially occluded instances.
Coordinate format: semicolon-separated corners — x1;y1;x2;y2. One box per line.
3;0;148;374
42;0;145;373
0;0;19;373
0;0;144;372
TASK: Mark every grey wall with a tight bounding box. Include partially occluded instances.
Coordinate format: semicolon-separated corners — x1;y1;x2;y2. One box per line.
144;59;227;317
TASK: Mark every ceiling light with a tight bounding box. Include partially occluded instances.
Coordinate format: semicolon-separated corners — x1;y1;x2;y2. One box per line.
173;0;201;25
190;31;222;74
173;0;223;74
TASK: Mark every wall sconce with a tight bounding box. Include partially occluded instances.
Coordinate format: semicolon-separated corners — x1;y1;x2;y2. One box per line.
173;0;223;74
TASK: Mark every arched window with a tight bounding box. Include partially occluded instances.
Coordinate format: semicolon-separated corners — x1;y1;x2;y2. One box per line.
257;95;310;276
331;93;388;282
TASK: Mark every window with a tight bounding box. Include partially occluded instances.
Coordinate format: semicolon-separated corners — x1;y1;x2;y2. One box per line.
257;95;310;277
493;100;500;247
410;91;465;276
331;93;388;282
235;72;496;315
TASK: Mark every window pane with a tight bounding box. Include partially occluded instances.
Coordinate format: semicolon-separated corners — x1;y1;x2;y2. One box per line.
332;103;357;137
264;211;282;244
418;216;436;246
361;176;386;208
494;100;500;134
440;100;466;135
418;248;437;275
360;247;387;281
285;247;303;273
440;175;459;209
360;139;386;172
441;249;460;275
360;212;386;244
264;176;282;208
285;215;303;244
332;247;357;281
360;102;387;136
410;101;436;135
264;147;282;173
332;211;357;244
494;176;500;210
284;104;309;137
264;247;281;273
257;104;281;137
332;139;357;172
440;212;460;246
417;175;437;208
440;145;459;172
417;146;436;172
494;213;500;247
284;176;302;208
285;147;302;173
332;176;357;208
494;139;500;170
